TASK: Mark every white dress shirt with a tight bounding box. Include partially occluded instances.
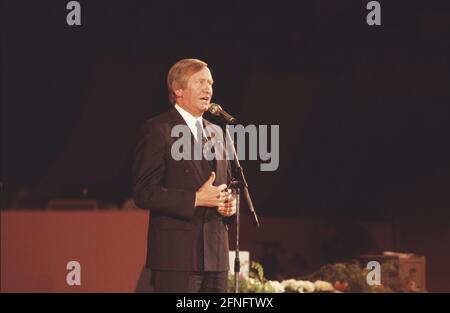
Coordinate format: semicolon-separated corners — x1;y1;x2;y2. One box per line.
175;104;205;142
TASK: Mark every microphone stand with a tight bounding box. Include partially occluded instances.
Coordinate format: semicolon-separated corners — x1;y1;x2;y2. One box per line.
223;126;260;293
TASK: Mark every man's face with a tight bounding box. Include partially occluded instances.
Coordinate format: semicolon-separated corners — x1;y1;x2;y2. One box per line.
176;67;213;117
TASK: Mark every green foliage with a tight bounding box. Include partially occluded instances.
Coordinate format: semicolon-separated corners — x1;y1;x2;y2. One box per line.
228;261;274;293
250;261;265;282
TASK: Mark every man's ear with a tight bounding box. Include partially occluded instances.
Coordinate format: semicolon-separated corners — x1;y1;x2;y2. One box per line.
174;88;183;97
172;81;183;97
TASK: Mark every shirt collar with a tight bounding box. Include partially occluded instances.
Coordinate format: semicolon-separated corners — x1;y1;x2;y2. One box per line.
174;104;203;139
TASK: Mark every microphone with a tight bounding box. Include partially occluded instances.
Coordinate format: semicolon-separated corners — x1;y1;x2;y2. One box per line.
208;103;237;124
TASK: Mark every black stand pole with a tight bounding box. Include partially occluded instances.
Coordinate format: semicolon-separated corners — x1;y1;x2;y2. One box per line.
223;126;260;293
225;127;260;228
233;185;240;293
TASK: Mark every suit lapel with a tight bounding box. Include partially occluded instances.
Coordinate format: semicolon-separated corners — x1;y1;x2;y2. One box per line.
203;119;228;184
168;107;212;183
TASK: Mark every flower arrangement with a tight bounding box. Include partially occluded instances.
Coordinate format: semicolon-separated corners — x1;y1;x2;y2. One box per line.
305;261;373;292
227;261;285;293
306;259;425;293
228;259;424;293
228;261;337;293
281;279;335;293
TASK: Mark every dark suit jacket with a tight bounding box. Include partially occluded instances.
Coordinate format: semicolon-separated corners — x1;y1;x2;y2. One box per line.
133;107;231;272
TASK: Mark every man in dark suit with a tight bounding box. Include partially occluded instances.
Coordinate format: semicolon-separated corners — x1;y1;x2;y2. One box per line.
133;59;236;292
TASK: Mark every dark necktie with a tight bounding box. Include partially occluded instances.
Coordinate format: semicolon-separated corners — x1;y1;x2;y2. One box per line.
195;120;216;172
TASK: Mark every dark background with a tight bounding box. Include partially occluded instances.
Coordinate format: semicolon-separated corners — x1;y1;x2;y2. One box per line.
2;0;450;291
3;0;449;219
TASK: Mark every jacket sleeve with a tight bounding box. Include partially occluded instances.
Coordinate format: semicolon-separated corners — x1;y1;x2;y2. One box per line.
132;121;196;220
